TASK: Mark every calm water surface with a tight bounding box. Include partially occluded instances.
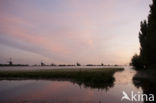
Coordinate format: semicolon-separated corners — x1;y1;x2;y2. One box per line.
0;66;143;103
0;66;122;71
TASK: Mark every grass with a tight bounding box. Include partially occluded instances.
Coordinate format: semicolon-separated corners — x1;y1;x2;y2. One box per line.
0;68;124;88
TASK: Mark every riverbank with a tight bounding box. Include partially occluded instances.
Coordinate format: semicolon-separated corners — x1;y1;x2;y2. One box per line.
0;68;124;88
0;68;124;80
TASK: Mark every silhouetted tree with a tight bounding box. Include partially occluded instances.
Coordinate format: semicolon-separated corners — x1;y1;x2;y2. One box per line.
131;54;143;69
146;0;156;68
139;21;148;68
131;0;156;69
50;63;56;66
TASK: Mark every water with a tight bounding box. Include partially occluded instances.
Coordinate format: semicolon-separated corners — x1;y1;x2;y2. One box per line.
0;66;122;71
0;66;143;103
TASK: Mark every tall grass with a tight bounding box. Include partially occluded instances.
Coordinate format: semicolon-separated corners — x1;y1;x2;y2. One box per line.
0;68;124;88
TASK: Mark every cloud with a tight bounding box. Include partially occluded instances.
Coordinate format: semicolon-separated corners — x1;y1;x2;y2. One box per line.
0;0;151;64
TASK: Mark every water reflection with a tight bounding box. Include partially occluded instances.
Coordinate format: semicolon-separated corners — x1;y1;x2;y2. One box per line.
133;70;156;103
0;80;114;103
0;67;144;103
71;79;114;90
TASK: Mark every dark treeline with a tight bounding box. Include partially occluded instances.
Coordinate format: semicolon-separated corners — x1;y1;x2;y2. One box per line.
0;58;121;67
0;64;29;67
131;0;156;69
0;62;121;67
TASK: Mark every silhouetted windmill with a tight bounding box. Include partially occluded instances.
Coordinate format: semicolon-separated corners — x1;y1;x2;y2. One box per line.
101;63;104;66
76;62;81;66
8;58;13;65
41;60;45;66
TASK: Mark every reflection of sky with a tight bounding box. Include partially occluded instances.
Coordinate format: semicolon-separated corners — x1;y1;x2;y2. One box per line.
0;0;152;65
0;79;142;103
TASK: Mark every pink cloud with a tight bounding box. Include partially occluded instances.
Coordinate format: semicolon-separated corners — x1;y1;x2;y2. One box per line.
0;0;150;64
0;14;71;55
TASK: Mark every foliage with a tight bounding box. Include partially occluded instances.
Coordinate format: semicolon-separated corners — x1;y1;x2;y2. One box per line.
131;54;144;69
131;0;156;69
0;68;123;89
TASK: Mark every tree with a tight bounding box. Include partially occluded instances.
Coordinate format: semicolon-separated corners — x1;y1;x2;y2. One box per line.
139;20;148;68
131;54;143;69
131;0;156;69
147;0;156;68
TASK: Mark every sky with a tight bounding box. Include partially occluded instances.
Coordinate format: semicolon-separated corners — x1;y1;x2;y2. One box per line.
0;0;152;65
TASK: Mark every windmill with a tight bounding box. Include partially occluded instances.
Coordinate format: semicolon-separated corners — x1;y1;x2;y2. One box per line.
8;58;13;65
41;60;45;66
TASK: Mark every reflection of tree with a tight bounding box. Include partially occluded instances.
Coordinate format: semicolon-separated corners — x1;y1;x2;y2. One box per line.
133;71;156;103
0;68;123;91
67;69;123;90
71;78;114;91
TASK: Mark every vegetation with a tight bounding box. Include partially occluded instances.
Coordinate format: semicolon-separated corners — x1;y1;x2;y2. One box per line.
131;54;144;69
0;64;29;66
0;68;123;89
132;1;156;98
131;0;156;69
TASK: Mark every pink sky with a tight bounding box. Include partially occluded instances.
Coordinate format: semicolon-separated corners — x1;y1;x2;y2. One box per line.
0;0;152;65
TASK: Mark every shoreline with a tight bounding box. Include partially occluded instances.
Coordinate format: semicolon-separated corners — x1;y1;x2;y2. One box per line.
0;68;124;88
